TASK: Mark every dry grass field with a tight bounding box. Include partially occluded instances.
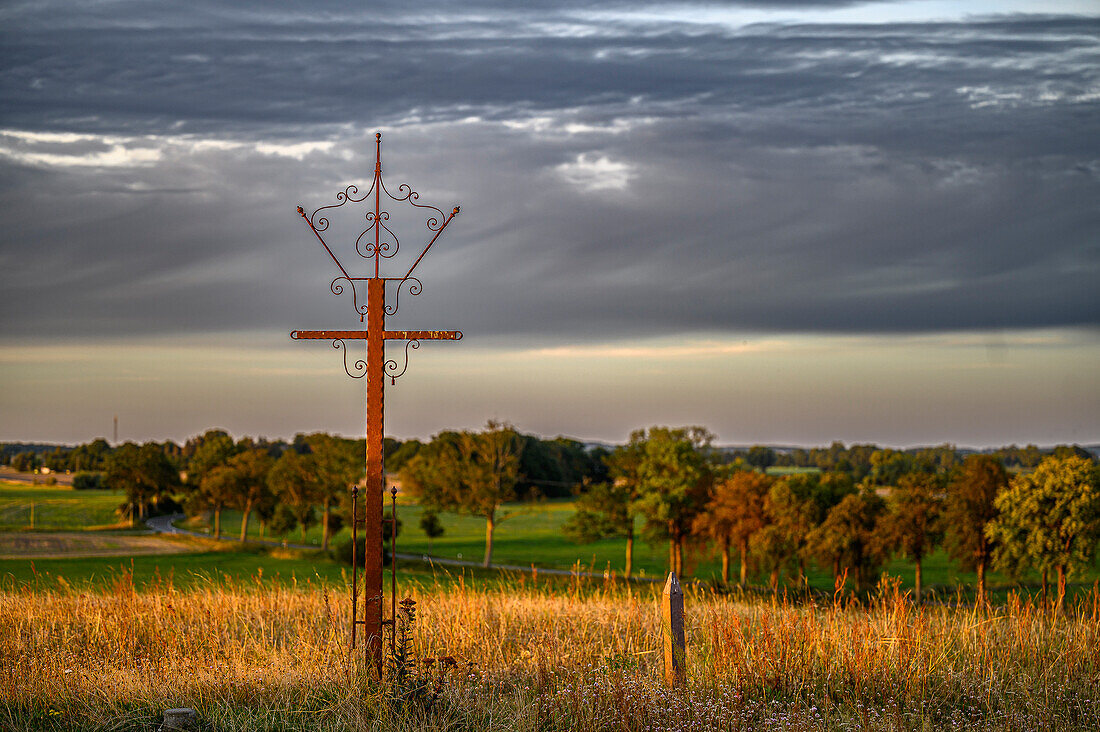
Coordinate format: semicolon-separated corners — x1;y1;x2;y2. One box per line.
0;532;192;560
2;572;1099;731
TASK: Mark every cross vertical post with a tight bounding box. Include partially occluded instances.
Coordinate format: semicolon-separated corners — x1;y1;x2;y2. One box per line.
289;132;462;677
363;277;385;670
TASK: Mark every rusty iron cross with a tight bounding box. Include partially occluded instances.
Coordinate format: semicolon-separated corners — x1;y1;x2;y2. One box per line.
290;132;461;676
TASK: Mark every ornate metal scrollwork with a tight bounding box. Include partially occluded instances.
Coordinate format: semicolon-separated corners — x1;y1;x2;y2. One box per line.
308;183;374;232
299;134;460;288
330;276;368;321
384;339;420;384
380;180;449;233
333;339;366;379
384;277;423;316
355;211;400;260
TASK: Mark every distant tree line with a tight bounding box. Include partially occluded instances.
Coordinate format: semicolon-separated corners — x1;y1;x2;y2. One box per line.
564;429;1100;607
4;431;1098;604
0;428;606;548
729;442;1094;480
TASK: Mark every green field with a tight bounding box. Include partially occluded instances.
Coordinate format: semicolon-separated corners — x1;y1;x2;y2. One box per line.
0;481;128;531
764;465;822;476
3;482;1098;597
0;540;598;594
191;498;1097;591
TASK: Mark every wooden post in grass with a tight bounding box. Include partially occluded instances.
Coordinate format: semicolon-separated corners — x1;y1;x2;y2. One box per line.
662;571;686;686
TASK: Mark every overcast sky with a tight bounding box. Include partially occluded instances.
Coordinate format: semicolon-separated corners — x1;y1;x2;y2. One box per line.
1;0;1097;448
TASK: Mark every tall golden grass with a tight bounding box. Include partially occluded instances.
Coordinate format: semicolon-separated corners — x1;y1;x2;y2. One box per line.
2;572;1099;730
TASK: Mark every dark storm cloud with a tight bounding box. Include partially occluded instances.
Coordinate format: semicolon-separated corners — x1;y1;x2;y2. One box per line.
0;2;1097;342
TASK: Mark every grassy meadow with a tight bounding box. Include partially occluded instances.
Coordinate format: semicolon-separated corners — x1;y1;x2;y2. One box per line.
3;481;1100;729
2;575;1099;731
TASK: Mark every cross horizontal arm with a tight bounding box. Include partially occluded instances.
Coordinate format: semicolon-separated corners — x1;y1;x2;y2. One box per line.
290;329;461;341
291;330;365;340
385;330;462;341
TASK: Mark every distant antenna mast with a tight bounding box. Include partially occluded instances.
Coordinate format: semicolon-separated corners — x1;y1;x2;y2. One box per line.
113;415;118;445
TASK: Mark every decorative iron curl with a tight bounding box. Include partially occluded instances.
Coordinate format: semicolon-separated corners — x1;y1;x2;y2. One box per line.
355;211;401;260
330;277;368;321
384;277;423;316
333;339;366;379
309;182;375;231
384;339;420;384
380;179;448;232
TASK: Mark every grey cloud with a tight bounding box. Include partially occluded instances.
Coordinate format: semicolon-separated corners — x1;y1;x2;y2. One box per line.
0;4;1097;343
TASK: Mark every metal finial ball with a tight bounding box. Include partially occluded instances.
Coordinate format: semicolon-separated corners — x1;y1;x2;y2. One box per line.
296;206;304;215
376;132;382;140
452;206;460;215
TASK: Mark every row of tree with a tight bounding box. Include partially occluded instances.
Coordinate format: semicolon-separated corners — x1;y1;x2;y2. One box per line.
732;442;1094;480
560;428;1099;605
85;426;598;547
3;430;603;498
8;428;1098;603
8;436;1090;486
102;431;368;546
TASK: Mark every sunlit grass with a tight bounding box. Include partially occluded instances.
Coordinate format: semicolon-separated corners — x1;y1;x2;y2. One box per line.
2;572;1098;730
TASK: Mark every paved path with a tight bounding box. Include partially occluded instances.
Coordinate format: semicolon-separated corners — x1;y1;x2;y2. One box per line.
145;513;658;582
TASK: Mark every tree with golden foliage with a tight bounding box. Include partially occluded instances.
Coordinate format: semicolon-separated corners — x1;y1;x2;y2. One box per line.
944;454;1008;603
692;470;772;585
806;488;887;592
875;471;944;602
988;455;1100;610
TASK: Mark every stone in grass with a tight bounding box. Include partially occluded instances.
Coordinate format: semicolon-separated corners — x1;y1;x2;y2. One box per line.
160;707;199;731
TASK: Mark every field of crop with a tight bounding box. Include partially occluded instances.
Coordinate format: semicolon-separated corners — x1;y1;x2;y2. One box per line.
0;482;128;532
2;575;1099;731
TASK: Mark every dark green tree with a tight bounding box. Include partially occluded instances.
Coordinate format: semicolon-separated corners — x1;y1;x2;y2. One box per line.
563;479;637;578
267;449;320;544
194;464;239;539
401;421;523;567
633;426;715;577
752;472;855;589
745;446;777;470
227;448;274;542
186;429;238;486
304;433;361;550
68;438;111;472
105;442;180;525
11;452;38;473
562;440;642;577
418;511;444;552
